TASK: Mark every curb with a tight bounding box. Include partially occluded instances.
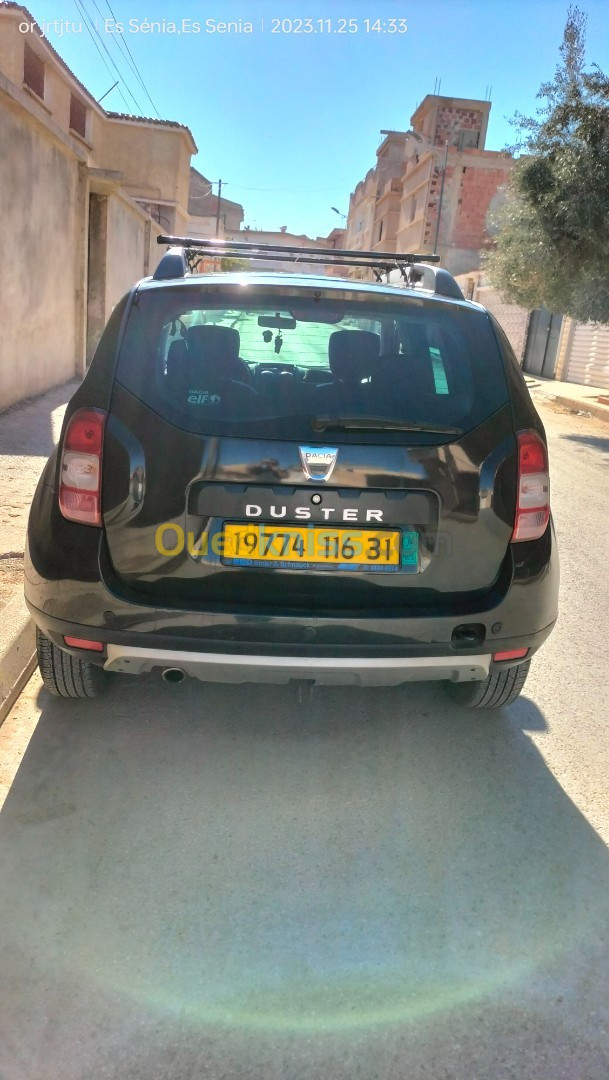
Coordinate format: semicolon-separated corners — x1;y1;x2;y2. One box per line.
0;594;36;725
532;389;609;427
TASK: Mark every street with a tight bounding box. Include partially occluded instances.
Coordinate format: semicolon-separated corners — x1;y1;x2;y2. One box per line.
1;400;608;1079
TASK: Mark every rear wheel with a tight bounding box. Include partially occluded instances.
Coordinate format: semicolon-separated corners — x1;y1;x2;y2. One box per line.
444;660;531;710
36;628;110;699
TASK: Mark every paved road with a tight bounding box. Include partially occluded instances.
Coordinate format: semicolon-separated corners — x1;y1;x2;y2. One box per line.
1;401;608;1080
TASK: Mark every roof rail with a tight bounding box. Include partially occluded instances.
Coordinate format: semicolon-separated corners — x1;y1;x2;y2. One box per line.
152;247;189;281
152;234;463;299
387;263;464;300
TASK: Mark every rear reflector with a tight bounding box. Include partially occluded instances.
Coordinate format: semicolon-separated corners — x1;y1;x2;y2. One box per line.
511;430;550;542
59;408;107;526
493;648;529;661
64;636;104;652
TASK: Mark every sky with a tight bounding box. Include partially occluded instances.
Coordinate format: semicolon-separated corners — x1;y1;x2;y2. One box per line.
20;0;609;237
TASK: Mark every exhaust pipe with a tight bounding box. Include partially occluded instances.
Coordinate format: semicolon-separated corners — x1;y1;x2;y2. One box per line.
162;667;186;684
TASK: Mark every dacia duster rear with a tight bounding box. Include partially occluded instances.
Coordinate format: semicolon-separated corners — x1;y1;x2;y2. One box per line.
25;240;559;709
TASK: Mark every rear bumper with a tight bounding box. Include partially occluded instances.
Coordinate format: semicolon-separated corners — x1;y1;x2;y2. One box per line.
25;513;559;686
26;596;555;685
104;644;492;685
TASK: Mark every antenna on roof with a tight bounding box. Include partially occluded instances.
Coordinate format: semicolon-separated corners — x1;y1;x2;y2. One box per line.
97;80;119;104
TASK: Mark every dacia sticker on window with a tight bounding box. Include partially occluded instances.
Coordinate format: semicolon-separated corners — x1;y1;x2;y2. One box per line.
401;531;419;568
187;389;221;405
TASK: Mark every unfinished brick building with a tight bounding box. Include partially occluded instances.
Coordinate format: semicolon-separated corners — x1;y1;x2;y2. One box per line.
345;95;513;279
398;95;513;275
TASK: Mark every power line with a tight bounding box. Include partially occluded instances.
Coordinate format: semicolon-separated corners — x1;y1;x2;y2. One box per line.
75;0;144;114
100;0;162;118
188;183;217;200
73;0;134;113
80;0;143;113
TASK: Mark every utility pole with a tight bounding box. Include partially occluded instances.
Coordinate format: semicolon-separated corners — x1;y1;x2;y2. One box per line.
433;143;449;255
215;178;222;237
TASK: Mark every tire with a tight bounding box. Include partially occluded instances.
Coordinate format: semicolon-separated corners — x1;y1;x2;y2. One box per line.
36;628;110;699
444;659;531;710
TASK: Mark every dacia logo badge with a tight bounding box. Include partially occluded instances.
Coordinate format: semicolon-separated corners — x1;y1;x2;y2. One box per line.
299;446;338;482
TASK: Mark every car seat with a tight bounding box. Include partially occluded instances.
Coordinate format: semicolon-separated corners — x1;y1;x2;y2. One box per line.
316;329;380;409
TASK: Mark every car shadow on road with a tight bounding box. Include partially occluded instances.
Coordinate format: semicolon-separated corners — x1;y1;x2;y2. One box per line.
1;676;609;1079
560;433;609;460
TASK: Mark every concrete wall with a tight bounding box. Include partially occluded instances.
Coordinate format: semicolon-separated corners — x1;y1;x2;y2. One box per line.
0;97;83;411
105;195;147;319
98;122;187;207
86;193;165;360
188;214;220;238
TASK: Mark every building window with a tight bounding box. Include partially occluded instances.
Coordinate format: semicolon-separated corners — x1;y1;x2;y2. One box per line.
69;94;87;138
378;220;383;242
23;43;45;100
457;129;480;150
409;196;417;223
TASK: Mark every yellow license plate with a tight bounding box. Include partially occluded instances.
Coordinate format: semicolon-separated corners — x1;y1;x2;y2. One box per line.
222;523;401;566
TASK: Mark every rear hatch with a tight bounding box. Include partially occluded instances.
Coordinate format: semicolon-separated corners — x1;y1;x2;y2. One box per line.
102;280;517;613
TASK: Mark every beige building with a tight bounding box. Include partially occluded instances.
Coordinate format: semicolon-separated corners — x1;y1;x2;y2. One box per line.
0;1;197;410
221;227;346;275
344;130;408;261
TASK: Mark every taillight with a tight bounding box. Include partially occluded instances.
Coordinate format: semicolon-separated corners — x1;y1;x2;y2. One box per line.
59;408;107;526
511;429;550;542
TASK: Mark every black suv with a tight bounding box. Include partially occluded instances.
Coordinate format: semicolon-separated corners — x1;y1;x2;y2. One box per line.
25;239;558;709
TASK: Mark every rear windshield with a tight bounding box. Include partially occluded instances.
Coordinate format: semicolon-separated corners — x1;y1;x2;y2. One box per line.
114;283;509;441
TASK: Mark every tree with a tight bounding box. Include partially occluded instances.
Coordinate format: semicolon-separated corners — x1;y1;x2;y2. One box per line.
483;6;609;323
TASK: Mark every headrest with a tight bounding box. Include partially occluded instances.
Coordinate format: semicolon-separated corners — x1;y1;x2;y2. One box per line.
184;324;244;382
328;330;380;382
188;324;240;357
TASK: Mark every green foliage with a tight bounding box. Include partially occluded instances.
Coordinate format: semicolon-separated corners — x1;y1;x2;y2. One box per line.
220;257;251;272
483;6;609;323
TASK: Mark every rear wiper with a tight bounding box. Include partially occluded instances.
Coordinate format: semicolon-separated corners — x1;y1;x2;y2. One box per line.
311;415;463;435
